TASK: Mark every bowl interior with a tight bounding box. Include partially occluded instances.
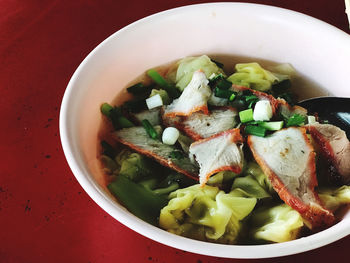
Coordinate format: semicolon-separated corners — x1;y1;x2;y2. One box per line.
60;3;350;258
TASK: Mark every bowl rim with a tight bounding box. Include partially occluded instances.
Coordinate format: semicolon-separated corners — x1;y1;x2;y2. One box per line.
59;2;350;259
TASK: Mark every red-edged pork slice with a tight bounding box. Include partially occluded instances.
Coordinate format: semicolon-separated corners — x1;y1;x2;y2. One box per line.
113;126;199;180
232;85;307;118
189;129;244;186
277;98;307;118
232;85;280;115
162;107;238;140
163;70;211;117
247;127;335;229
307;123;350;184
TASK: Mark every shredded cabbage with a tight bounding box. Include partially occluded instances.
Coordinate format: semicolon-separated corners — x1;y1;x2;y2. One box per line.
159;184;256;244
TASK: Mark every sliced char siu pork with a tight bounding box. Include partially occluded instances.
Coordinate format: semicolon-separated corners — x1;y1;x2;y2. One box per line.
163;70;211;117
232;85;307;118
307;123;350;185
189;129;244;186
113;126;199;180
162;107;238;141
247;127;335;229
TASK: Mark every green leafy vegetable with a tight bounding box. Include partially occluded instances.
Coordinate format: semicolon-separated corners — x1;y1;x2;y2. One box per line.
286;114;306;127
244;125;266;137
108;175;168;225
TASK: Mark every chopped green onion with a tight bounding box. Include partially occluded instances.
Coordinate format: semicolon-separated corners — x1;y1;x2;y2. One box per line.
216;79;232;90
211;59;224;68
162;127;180;145
117;116;134;128
245;125;266;137
229;93;236;101
214;87;234;99
239;109;254;123
147;69;180;99
146;94;163;109
244;95;259;108
286;114;306;127
307;115;317;124
259;121;284;131
101;103;135;129
100;103;114;117
142;119;159;139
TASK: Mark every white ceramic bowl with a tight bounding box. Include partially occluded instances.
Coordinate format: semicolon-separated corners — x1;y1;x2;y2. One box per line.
60;3;350;258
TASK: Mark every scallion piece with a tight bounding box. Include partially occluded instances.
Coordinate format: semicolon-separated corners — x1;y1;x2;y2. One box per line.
245;125;266;137
286;114;306;127
239;109;254;123
259;121;284;131
117;116;134;128
147;69;180;99
216;79;232;90
142;119;159;139
229;93;236;101
211;59;224;68
244;95;259;108
100;103;113;117
214;87;232;98
146;94;163;109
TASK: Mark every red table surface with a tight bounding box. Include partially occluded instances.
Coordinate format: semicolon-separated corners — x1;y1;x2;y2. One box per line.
1;0;349;262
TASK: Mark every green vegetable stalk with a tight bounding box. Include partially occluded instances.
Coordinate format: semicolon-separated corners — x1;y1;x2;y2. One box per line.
108;175;168;225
